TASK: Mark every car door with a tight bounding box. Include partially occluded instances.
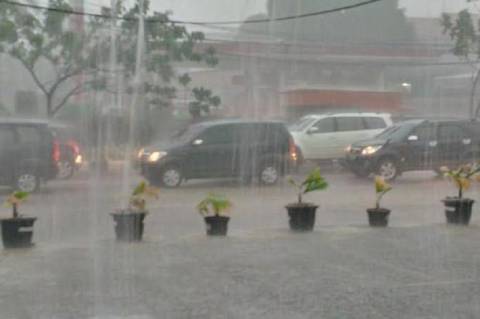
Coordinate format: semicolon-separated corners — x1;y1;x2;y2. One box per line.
436;123;472;166
404;123;438;170
0;125;17;183
300;117;337;160
187;125;235;178
332;116;368;158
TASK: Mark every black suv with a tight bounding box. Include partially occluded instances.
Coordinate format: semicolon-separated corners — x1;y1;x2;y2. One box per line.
0;119;59;192
343;119;480;180
139;120;297;187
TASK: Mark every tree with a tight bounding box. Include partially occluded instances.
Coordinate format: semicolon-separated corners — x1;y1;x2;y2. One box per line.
0;0;221;121
114;0;221;124
442;9;480;118
0;0;106;117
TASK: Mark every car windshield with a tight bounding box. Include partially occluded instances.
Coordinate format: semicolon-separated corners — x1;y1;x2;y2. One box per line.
289;117;316;132
171;124;204;144
374;122;418;141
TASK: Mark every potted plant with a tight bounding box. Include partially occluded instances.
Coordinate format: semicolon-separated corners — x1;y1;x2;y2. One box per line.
367;176;392;227
197;193;232;236
111;181;159;241
286;168;328;231
440;164;480;225
0;191;35;248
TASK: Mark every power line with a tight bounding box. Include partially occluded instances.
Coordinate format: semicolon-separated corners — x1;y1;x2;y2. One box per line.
0;0;384;26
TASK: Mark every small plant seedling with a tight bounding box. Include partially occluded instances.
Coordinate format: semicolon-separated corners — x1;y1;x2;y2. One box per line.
288;168;328;204
374;176;392;209
197;193;232;217
5;191;29;218
440;164;480;199
128;181;159;212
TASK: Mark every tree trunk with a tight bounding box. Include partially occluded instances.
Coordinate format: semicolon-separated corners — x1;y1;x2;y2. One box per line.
46;94;54;118
470;69;480;118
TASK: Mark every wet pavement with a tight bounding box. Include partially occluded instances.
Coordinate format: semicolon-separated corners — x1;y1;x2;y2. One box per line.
1;164;480;318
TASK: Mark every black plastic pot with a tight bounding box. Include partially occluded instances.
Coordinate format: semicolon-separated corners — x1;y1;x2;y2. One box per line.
111;211;147;241
286;204;318;232
442;197;474;225
204;216;230;236
366;208;390;227
1;217;37;248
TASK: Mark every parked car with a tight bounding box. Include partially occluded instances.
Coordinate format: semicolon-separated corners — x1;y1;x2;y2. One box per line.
343;118;480;180
0;119;59;192
49;123;83;179
139;120;297;187
289;113;392;163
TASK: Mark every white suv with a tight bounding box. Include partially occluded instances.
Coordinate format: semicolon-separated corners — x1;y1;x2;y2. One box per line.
289;113;392;161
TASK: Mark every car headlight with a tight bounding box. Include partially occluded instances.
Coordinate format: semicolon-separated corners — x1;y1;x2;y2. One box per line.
75;155;83;164
137;148;145;159
361;145;382;156
148;151;167;162
345;145;352;153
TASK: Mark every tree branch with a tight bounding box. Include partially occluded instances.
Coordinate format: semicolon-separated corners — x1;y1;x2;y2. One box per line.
50;84;86;116
17;57;48;96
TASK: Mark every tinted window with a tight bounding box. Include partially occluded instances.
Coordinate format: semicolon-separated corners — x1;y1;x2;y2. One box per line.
364;117;387;129
289;117;316;132
199;125;234;144
336;117;365;132
312;118;335;133
438;125;468;141
412;124;436;141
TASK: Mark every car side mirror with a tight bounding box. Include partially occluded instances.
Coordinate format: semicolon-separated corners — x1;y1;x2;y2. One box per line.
192;139;204;146
407;135;418;142
307;127;319;135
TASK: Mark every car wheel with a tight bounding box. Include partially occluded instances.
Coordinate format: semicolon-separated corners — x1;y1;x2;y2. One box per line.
259;163;280;185
15;172;39;193
376;158;398;181
57;160;75;180
160;166;182;188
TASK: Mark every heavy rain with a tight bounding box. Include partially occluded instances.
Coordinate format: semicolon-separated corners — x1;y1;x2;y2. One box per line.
1;0;480;318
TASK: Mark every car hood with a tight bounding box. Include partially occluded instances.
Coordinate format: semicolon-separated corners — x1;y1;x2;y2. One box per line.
352;138;388;148
144;141;186;154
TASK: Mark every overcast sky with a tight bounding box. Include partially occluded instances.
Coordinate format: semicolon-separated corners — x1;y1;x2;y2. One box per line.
83;0;476;21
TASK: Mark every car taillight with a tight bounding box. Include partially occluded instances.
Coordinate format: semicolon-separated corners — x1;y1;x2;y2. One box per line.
53;140;60;162
68;140;81;156
288;137;297;162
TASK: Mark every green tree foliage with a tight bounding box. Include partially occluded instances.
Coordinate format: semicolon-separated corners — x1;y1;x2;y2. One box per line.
0;0;221;120
115;1;220;118
442;9;480;117
188;87;221;119
0;0;106;117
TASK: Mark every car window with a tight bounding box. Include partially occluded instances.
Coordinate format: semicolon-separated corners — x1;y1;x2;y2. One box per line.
199;125;234;145
412;124;436;141
335;117;365;132
312;118;335;133
364;117;387;129
438;125;468;141
289;117;316;132
0;126;15;149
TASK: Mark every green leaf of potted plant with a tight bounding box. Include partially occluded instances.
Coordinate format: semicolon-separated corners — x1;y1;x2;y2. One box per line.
286;168;328;231
0;191;35;248
367;176;392;227
197;193;232;236
440;164;480;225
111;181;159;241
